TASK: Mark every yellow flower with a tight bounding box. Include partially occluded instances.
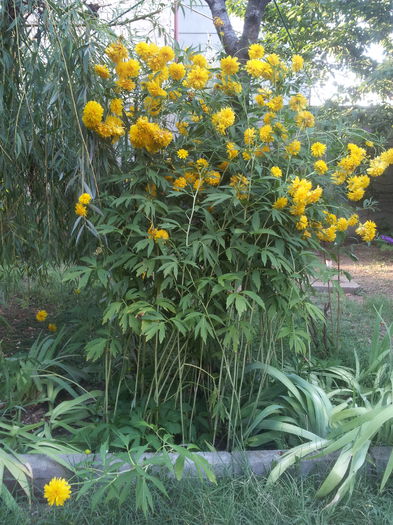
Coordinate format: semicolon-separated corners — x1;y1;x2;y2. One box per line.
367;157;388;177
48;323;57;332
94;64;110;78
365;140;374;147
213;16;224;27
271;166;282;178
292;54;304;72
295;110;315;128
296;215;308;230
248;43;265;59
220;56;240;75
177;149;188;159
245;59;272;79
259;124;273;142
273;197;288;209
311;142;326;157
267;96;283;112
176;122;189;135
266;53;281;67
78;193;92;205
44;477;71;506
36;310;48;322
109;98;123;116
115;59;140;78
82;101;104;129
75;202;88;217
191;54;208;67
356;220;376;242
348;214;359;226
286;140;301;156
380;148;393;165
314;160;328;174
115;78;136;91
105;42;128;63
185;66;209;89
263;112;276;124
148;226;169;242
244;128;256;145
211;107;235;134
227;142;239;160
336;218;348;232
129;117;173;153
169;63;186;81
347;188;365;201
173;177;187;191
205;171;221;185
289;94;308;112
196;158;208;169
159;46;175;63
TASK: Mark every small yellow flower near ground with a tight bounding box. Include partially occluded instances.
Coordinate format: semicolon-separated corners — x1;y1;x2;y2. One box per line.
48;323;57;332
271;166;282;178
365;140;374;147
44;477;71;507
78;193;92;205
177;149;189;159
36;310;48;322
84;449;92;455
75;202;88;217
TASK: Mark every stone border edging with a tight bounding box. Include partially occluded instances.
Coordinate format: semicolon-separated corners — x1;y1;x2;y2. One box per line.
5;447;392;491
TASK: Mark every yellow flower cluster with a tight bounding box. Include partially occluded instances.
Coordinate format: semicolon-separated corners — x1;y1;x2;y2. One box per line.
75;192;92;217
211;107;235;134
356;220;377;242
288;177;323;216
332;143;366;185
148;225;169;241
129;117;173;153
81;41;393;249
346;174;370;201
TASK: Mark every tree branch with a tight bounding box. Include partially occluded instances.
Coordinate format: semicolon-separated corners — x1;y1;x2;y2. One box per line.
237;0;272;59
204;0;239;56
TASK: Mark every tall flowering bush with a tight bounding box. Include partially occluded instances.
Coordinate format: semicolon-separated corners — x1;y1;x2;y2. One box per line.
72;40;393;447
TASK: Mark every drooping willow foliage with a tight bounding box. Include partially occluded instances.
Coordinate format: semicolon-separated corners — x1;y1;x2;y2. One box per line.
0;0;165;267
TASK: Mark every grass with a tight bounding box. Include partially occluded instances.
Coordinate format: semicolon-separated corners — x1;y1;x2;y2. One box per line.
311;290;393;369
4;475;393;525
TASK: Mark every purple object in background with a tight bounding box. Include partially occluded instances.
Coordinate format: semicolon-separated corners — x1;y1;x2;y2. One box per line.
380;235;393;244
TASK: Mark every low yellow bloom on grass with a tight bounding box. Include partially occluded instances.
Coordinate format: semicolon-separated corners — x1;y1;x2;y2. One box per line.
48;323;57;332
44;477;71;506
36;310;48;322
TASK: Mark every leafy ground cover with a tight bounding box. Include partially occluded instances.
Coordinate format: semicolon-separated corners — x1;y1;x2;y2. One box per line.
4;475;393;525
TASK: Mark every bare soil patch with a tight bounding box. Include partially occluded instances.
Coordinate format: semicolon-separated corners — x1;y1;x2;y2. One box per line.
338;244;393;297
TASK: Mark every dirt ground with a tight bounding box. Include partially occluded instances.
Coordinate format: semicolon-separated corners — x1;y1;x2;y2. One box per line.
337;244;393;296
